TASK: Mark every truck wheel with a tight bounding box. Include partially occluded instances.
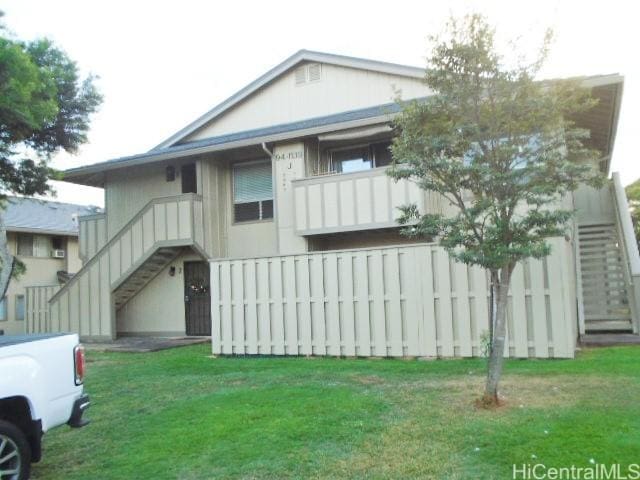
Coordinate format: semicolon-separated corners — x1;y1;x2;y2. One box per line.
0;420;31;480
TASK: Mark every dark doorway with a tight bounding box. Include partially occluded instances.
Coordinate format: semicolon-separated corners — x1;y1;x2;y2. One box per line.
184;261;211;336
181;164;197;194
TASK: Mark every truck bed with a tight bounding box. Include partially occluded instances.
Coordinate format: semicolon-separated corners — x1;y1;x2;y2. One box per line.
0;333;69;348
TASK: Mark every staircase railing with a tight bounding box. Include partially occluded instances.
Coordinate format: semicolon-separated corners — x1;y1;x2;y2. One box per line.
611;172;640;333
38;193;204;339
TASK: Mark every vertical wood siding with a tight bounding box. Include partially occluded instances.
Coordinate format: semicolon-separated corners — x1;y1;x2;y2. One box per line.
211;240;577;358
292;169;450;235
79;214;107;263
185;64;428;142
25;285;61;334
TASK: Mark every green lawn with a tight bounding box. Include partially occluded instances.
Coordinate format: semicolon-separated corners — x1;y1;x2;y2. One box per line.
32;345;640;479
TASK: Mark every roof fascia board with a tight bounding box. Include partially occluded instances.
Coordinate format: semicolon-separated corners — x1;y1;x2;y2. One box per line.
8;226;78;236
152;50;424;150
580;74;623;89
604;81;624;174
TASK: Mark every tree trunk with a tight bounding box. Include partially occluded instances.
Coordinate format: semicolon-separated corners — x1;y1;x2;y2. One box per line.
482;264;514;407
0;213;15;299
488;269;499;351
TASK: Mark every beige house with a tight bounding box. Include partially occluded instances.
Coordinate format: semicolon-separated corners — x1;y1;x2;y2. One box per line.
1;197;98;335
24;51;638;358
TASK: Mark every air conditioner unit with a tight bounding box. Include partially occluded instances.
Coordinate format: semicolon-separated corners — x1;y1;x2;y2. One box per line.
52;249;66;259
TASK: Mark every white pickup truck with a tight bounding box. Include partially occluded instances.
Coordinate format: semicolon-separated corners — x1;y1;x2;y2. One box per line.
0;333;90;480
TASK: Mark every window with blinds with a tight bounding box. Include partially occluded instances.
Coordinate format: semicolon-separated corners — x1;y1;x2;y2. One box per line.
233;160;274;222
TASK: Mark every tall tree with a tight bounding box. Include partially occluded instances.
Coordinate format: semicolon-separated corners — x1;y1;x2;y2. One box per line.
0;12;102;297
389;14;602;406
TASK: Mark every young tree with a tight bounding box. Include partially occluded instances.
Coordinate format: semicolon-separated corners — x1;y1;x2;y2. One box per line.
625;179;640;248
0;12;102;298
389;14;602;406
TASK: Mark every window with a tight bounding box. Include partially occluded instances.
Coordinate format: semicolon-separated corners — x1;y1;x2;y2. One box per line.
372;142;392;167
233;160;273;222
0;297;6;321
333;146;372;173
331;141;393;173
16;295;25;321
52;236;64;251
181;164;197;194
17;234;34;256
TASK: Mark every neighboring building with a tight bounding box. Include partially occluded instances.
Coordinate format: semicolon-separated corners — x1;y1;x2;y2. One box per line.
1;197;99;335
24;50;639;357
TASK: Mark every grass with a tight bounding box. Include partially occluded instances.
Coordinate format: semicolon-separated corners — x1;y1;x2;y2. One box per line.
32;345;640;479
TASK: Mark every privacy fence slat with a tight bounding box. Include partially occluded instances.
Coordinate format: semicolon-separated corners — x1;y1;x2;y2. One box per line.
210;240;578;358
340;252;356;357
297;257;313;355
510;263;529;358
25;285;61;334
354;250;371;356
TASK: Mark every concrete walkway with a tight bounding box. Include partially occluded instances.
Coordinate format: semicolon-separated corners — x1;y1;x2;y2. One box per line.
84;336;210;353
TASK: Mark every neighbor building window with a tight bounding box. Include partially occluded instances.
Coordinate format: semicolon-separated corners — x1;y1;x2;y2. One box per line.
17;234;34;256
0;297;6;321
16;295;25;321
331;141;392;173
52;236;64;251
233;160;273;222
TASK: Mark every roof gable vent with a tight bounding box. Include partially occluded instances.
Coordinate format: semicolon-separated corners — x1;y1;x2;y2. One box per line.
294;63;322;86
295;66;307;85
308;63;322;82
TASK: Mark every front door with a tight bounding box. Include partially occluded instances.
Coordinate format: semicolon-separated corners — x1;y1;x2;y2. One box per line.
184;261;211;336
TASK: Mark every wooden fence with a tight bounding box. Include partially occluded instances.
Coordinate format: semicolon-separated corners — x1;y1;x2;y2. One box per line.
25;285;61;334
210;239;577;358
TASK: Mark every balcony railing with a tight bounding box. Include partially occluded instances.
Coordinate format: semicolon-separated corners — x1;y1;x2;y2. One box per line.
292;167;446;235
79;212;107;263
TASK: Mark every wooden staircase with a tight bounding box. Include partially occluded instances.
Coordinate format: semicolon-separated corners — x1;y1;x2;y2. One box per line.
35;194;205;340
113;247;183;309
578;223;634;332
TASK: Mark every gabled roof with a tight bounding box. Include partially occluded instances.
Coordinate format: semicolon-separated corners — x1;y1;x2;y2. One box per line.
3;197;102;236
152;49;425;150
61;46;623;188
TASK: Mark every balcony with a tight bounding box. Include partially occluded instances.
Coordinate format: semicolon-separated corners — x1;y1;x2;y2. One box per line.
292;167;446;235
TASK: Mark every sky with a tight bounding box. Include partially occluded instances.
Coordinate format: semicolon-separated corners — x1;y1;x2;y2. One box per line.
2;0;638;208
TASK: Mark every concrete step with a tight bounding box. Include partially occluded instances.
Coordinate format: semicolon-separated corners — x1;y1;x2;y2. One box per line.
580;333;640;346
584;319;633;332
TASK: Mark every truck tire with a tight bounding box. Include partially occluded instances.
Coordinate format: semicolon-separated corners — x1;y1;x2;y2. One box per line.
0;419;31;480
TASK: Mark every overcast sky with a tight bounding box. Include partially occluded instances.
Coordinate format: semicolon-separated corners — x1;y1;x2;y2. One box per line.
3;0;638;207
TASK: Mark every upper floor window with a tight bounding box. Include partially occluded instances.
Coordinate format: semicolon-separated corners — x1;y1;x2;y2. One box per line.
17;234;34;256
16;233;53;257
233;160;273;223
330;141;392;174
52;236;64;251
181;164;197;194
